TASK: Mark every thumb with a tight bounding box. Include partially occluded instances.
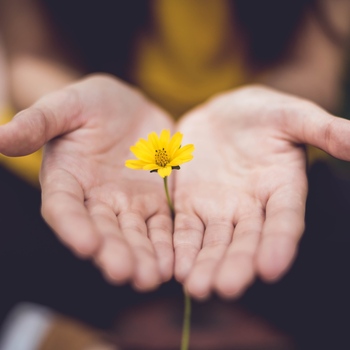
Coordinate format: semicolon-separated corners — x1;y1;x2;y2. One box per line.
285;101;350;161
0;87;83;156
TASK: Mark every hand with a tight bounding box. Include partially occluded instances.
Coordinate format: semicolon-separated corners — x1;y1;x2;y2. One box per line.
0;74;175;291
173;85;350;299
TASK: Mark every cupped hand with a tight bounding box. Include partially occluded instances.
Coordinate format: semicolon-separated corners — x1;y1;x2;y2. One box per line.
173;85;350;299
0;74;175;291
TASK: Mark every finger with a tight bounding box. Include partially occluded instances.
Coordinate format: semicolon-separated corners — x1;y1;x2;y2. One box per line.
87;201;134;284
256;184;307;282
118;211;162;291
41;168;100;257
0;87;83;156
174;213;205;283
185;220;233;299
147;213;174;282
214;206;264;299
284;101;350;161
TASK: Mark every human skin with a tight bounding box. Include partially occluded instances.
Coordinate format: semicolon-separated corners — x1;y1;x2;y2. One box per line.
174;85;350;299
0;75;175;291
2;77;350;297
1;0;350;297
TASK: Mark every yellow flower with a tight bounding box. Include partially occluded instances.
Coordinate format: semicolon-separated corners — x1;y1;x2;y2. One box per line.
125;130;194;178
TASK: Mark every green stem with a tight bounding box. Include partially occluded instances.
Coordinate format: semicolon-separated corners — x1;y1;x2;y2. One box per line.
162;176;191;350
181;290;191;350
163;176;174;217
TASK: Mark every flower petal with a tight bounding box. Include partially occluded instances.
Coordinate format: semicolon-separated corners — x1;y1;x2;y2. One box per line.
157;166;172;178
169;154;194;166
125;159;147;169
160;129;171;149
143;163;161;170
172;144;195;159
148;132;160;150
130;146;154;162
135;138;154;153
168;132;183;158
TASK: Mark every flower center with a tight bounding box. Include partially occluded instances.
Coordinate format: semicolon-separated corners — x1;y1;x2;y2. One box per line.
155;148;169;167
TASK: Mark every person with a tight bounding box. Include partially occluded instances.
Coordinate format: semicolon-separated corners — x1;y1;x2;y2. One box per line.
0;0;350;304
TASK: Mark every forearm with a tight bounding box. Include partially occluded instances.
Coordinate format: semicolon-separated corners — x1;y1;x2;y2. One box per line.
257;61;344;113
9;55;80;110
0;0;82;110
256;0;350;113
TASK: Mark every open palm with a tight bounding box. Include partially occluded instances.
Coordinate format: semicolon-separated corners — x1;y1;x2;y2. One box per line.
174;86;350;299
0;75;175;290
